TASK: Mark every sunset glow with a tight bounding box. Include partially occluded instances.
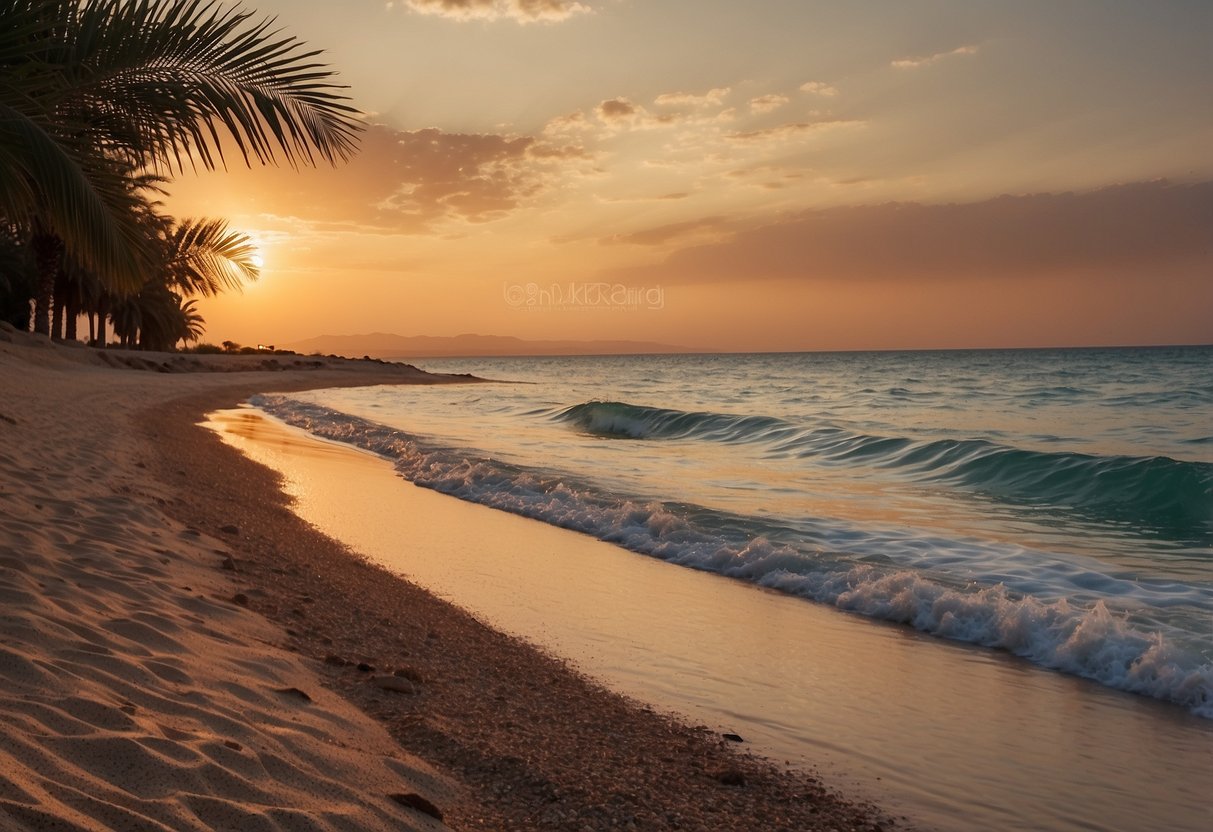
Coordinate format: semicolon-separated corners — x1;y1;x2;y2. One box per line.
165;1;1213;351
3;4;1211;829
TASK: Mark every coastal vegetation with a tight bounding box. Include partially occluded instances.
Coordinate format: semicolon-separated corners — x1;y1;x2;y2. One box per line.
0;0;361;348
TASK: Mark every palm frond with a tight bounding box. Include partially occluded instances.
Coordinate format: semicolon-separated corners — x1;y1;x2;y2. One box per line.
178;296;206;343
165;217;259;296
51;0;363;171
0;102;148;291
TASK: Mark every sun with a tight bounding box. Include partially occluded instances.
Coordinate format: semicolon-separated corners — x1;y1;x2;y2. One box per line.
242;232;266;273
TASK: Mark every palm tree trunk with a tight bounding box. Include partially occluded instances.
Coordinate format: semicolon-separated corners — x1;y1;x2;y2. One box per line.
30;230;62;337
96;293;109;347
51;268;67;340
65;295;79;341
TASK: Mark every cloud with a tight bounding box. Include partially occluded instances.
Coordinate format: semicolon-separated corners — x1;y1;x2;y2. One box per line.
597;98;637;121
891;45;978;69
593;190;693;205
725;164;805;178
402;0;591;23
526;142;592;160
606;181;1213;284
749;94;790;114
600;216;731;247
654;87;731;108
170;123;588;234
594;97;679;130
726;119;864;143
722;165;808;193
376;128;581;224
543;111;592;134
799;81;839;96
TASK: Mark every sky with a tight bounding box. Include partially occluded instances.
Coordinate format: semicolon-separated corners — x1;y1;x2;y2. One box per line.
166;0;1213;351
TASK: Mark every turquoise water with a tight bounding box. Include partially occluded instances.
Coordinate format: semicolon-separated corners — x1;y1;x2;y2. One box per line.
254;346;1213;715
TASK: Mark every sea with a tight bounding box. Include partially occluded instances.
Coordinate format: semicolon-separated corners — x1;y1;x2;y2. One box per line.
252;346;1213;718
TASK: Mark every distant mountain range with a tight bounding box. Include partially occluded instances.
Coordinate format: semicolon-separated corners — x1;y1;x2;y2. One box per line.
285;332;691;359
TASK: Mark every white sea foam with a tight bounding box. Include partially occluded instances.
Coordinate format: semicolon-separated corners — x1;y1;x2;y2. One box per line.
760;567;1213;716
253;394;1213;717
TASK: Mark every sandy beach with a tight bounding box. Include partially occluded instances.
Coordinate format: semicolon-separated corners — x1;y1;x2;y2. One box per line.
0;326;890;831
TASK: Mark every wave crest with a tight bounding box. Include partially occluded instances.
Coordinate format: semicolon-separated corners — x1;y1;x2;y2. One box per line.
555;400;1212;538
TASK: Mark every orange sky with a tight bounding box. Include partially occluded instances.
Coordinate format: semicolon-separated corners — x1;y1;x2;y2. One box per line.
166;1;1213;351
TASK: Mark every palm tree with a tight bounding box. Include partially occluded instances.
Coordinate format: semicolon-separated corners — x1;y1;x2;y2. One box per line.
0;0;361;334
31;168;160;343
0;220;35;328
162;218;261;298
177;297;206;346
105;214;259;349
110;281;203;351
56;259;105;343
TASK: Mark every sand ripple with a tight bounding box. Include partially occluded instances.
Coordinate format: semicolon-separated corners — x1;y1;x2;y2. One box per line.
0;336;453;831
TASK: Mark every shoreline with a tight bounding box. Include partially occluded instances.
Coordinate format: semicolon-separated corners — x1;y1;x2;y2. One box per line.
145;390;894;831
0;333;892;831
206;397;1213;832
